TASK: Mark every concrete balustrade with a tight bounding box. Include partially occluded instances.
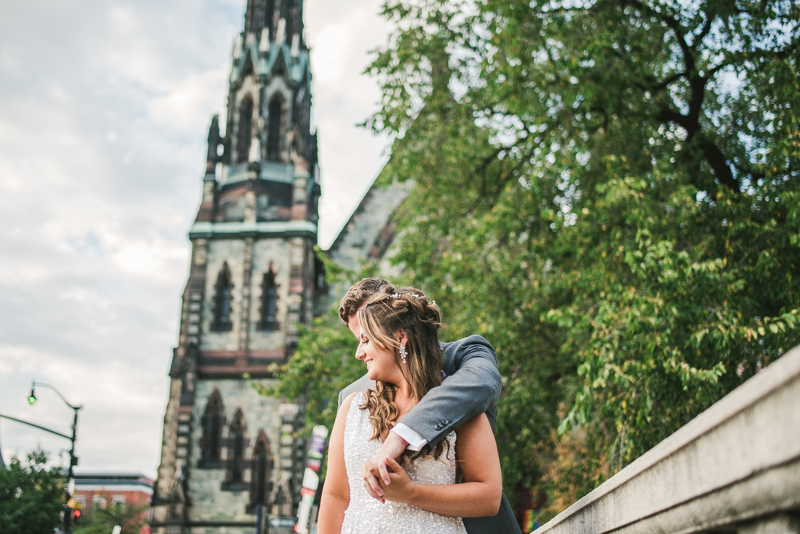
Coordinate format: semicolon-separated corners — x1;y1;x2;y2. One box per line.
538;344;800;534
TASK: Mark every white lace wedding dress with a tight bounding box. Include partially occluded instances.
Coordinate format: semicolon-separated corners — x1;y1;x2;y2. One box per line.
340;392;467;534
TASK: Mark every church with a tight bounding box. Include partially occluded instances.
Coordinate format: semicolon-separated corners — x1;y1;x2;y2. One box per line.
149;0;405;532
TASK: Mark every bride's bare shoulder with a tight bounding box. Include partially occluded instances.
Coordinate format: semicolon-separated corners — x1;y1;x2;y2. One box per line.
341;391;361;412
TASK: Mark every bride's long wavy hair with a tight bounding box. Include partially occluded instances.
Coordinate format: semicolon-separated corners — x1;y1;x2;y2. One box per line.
357;286;449;469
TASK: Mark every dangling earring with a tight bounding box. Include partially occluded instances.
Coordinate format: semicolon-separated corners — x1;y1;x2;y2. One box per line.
399;344;408;364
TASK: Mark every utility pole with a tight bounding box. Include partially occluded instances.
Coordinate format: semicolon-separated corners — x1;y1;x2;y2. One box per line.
24;381;82;534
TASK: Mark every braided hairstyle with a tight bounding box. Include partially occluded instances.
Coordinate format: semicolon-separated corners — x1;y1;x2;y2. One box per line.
356;286;449;469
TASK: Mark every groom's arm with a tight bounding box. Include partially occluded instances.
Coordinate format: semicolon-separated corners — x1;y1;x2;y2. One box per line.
398;335;501;444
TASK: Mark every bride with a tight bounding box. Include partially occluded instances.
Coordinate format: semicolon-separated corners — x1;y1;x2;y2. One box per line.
318;287;503;534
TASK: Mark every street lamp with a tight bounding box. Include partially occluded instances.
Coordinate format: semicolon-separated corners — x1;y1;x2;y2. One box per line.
28;381;83;534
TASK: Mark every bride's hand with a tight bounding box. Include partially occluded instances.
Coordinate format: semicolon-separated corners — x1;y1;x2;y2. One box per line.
378;458;416;504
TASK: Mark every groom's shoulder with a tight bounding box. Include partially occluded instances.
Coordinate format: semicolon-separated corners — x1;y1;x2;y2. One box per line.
442;334;496;355
338;373;374;408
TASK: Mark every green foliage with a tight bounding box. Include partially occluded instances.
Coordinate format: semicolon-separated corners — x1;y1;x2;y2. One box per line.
364;0;800;512
74;502;149;534
0;449;64;534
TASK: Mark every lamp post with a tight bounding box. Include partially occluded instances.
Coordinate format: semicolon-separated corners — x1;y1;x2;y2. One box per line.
28;381;83;534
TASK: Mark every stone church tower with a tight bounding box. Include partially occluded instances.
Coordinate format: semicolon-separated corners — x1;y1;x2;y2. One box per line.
151;1;322;531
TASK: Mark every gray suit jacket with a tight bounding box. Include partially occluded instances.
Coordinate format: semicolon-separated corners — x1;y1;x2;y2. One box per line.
337;335;522;534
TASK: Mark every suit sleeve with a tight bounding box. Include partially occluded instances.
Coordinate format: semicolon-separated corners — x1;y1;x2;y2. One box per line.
399;336;502;446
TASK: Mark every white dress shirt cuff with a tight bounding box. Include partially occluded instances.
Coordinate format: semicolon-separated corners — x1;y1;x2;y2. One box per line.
391;423;428;452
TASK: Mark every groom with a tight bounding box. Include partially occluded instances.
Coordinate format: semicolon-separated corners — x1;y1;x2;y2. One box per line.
337;278;522;534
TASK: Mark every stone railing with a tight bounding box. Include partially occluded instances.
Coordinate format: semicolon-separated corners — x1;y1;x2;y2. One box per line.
538;344;800;534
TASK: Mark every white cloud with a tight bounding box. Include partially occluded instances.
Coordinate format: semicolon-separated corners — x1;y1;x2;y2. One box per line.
313;24;350;84
146;68;230;135
112;240;189;280
0;0;394;477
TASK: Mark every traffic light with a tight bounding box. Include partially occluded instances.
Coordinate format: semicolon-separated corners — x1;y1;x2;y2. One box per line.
72;507;82;525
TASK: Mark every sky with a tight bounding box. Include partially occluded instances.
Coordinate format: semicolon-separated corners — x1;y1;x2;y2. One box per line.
0;0;391;478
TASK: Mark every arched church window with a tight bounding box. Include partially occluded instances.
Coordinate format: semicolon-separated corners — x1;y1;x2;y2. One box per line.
228;410;247;484
259;267;279;330
200;389;224;467
267;97;283;162
236;93;254;164
213;263;234;331
250;431;271;508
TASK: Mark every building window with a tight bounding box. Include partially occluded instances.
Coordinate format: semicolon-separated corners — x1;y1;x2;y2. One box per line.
249;431;272;512
259;267;279;330
74;496;87;508
112;495;126;509
212;263;234;331
236;93;254;164
93;496;107;510
267;97;283;162
227;409;247;488
200;389;225;467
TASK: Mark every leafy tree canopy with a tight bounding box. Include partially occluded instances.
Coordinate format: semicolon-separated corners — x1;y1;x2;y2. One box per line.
360;0;800;512
0;449;63;534
74;501;149;534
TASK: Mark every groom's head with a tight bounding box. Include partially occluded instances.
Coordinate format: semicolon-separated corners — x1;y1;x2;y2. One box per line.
339;278;395;324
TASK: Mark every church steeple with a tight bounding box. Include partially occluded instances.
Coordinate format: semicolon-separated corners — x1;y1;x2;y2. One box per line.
211;0;313;171
151;0;321;530
243;0;304;49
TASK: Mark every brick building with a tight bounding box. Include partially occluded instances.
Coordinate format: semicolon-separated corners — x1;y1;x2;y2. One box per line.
73;472;154;513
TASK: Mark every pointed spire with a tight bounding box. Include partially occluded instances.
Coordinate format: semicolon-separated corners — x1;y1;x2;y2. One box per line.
245;32;256;47
206;114;222;176
290;33;299;60
232;34;243;59
276;18;286;45
259;28;270;54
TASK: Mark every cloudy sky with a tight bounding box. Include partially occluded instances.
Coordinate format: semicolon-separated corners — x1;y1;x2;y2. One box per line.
0;0;391;477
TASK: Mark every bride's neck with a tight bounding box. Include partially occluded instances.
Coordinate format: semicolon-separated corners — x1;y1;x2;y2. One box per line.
393;381;416;415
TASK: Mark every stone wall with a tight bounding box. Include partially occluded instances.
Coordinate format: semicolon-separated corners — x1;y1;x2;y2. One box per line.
202;238;293;352
327;180;412;275
537;344;800;534
189;380;281;527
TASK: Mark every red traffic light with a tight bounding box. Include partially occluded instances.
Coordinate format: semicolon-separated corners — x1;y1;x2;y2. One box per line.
72;508;82;525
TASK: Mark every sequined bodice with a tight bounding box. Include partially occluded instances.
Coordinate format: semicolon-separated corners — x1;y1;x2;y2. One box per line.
341;392;467;534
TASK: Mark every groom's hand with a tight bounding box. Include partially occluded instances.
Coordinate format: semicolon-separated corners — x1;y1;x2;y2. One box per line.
362;432;408;501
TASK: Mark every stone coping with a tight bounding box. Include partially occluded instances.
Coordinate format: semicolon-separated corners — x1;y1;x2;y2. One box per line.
189;220;317;239
219;161;296;186
537;344;800;534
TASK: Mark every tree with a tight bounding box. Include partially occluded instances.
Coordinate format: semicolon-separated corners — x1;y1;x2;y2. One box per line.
73;500;149;534
363;0;800;514
0;449;63;534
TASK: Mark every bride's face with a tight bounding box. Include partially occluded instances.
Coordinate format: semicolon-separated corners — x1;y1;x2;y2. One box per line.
358;331;403;383
348;303;406;384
